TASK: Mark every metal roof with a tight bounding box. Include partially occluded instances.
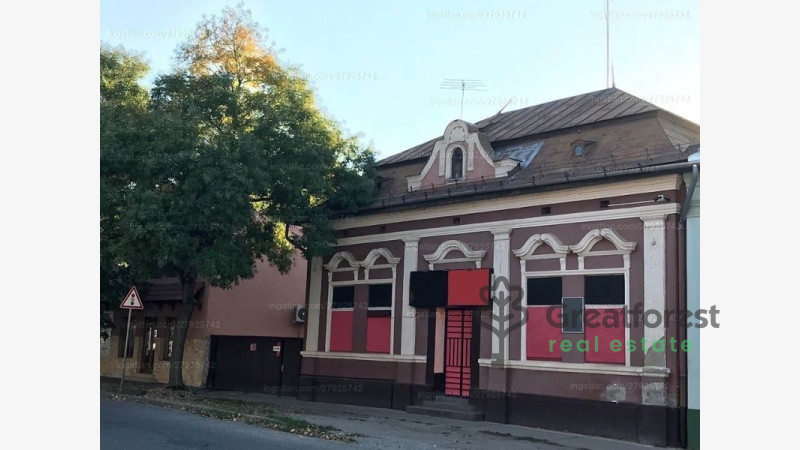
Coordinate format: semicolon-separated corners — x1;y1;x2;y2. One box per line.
378;87;667;166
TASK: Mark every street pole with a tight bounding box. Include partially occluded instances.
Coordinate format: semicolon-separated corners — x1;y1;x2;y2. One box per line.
120;308;132;391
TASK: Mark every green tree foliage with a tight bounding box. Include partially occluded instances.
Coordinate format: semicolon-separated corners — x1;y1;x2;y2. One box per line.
100;4;377;387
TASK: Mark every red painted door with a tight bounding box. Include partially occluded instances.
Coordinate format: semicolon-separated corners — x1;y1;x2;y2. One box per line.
445;309;473;397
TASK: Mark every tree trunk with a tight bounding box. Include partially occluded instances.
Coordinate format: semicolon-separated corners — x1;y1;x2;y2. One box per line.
168;273;198;388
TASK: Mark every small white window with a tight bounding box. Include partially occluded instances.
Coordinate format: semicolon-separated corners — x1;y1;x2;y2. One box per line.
451;148;464;180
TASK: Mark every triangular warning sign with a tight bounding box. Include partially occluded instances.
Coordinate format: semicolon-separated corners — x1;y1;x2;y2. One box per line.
120;286;144;310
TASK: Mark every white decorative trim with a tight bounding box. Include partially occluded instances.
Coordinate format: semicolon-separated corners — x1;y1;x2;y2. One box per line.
324;247;399;354
401;238;419;355
641;214;667;368
349;174;683;230
324;251;359;271
304;257;323;352
423;239;486;269
336;203;680;246
330;278;393;286
478;358;670;377
492;229;511;360
514;233;570;258
571;228;637;254
360;248;401;268
301;351;426;363
445;145;466;180
407;120;496;191
570;228;637;272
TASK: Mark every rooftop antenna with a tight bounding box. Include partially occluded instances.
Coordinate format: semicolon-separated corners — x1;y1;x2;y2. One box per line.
439;79;487;119
605;0;612;88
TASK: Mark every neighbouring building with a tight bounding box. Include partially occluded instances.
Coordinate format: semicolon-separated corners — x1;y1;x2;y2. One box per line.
298;88;700;447
100;256;308;393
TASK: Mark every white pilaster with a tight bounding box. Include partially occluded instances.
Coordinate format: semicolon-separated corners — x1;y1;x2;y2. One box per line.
304;256;323;352
641;214;667;368
491;229;511;360
401;238;419;355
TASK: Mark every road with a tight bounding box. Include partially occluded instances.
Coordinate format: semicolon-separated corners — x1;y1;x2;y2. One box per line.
100;399;351;450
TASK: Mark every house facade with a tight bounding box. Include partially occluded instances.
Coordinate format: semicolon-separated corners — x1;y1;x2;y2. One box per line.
298;88;700;447
100;256;308;393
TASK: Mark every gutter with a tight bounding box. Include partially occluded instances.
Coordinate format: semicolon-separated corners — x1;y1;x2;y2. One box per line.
362;160;700;213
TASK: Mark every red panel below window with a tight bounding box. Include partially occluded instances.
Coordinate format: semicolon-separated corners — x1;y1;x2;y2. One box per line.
585;308;625;364
447;269;490;306
366;316;391;353
526;307;562;361
329;311;353;352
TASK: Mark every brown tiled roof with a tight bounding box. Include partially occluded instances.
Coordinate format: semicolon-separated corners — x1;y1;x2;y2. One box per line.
377;87;679;166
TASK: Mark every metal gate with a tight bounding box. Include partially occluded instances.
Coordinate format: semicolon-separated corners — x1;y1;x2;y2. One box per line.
444;309;473;397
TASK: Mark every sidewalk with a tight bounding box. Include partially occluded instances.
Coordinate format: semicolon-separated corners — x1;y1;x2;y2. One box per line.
196;390;674;450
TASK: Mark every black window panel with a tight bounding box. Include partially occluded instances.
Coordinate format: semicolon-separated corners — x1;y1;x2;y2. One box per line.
409;271;448;308
526;277;563;305
585;275;625;305
332;286;355;309
369;284;393;308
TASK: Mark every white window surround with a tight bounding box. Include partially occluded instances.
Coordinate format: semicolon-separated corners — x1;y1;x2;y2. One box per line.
446;146;466;181
407;120;497;191
423;239;486;270
478;358;670;378
517;228;635;367
323;248;400;354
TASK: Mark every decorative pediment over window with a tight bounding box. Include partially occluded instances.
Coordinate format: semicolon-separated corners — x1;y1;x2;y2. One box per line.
407;120;519;191
324;251;359;271
423;239;486;269
514;233;570;271
360;248;401;269
570;228;637;270
513;233;570;258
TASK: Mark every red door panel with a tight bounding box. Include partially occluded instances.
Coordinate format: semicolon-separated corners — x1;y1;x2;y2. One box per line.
444;309;473;397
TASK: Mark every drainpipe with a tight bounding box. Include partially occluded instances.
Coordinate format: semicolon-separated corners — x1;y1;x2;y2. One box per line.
679;165;699;225
677;162;698;447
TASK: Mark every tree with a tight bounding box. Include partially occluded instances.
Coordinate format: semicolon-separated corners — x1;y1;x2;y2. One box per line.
100;46;151;337
100;5;377;388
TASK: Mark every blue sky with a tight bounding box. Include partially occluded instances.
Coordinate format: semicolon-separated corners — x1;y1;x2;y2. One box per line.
100;0;700;160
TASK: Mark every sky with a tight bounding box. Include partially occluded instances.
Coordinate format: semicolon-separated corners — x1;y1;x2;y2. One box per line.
100;0;700;161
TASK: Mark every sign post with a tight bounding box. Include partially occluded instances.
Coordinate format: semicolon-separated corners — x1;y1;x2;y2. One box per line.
119;286;144;391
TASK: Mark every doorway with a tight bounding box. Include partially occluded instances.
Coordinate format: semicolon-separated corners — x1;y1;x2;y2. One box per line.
139;317;157;374
444;309;473;397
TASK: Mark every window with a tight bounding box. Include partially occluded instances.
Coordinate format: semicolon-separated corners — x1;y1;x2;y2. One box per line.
526;277;563;305
367;284;392;353
451;148;463;180
161;318;176;361
571;140;595;157
525;277;563;361
368;284;392;309
332;286;355;309
585;275;625;305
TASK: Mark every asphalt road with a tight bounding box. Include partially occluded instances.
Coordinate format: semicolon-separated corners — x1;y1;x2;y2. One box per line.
100;399;352;450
